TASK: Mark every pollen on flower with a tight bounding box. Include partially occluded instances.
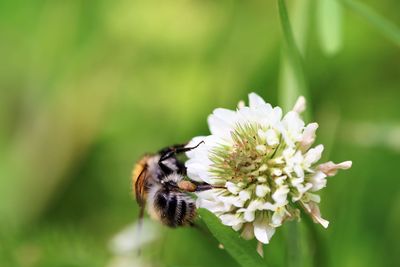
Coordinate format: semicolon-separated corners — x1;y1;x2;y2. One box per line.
209;123;282;186
185;92;352;246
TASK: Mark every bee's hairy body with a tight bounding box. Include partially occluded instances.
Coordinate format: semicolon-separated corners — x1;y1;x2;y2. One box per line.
133;144;202;228
147;173;196;227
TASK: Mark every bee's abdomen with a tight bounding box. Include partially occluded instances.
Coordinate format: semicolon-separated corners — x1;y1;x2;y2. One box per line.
154;190;196;227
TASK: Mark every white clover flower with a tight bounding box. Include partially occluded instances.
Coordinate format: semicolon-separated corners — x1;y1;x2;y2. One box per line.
186;93;352;246
107;220;160;267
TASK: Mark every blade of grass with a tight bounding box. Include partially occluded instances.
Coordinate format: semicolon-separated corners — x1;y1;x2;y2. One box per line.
317;0;344;55
285;221;301;267
276;3;303;266
277;0;310;120
278;0;311;119
291;0;312;55
339;0;400;46
198;209;267;267
303;210;329;267
276;2;324;267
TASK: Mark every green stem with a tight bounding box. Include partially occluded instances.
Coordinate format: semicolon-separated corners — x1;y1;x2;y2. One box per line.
286;221;301;267
303;215;329;267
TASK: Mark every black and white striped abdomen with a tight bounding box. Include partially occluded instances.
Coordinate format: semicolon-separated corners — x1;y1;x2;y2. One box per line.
153;189;196;227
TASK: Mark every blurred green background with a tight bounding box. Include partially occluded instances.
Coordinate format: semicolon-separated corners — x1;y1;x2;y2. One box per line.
0;0;399;266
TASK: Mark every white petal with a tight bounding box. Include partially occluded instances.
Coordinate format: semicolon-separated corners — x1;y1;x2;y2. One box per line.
283;111;305;137
207;114;231;138
198;199;224;213
271;168;283;176
300;123;318;151
262;202;276;211
317;217;329;228
186;162;210;183
226;182;241;195
272;186;289;205
237;100;245;109
219;214;243;226
270;107;283;125
244;210;255;222
196;189;232;213
232;222;243;231
207;108;239;139
247;199;264;211
294;165;304;178
242;202;258;221
302;201;329;228
253;218;276;244
292;183;313;202
185;136;207;158
274;175;287;185
258;164;268;172
291;176;304;187
318;161;352;176
248;93;272;111
308;171;327;191
265;129;279;146
271;207;286;227
256;145;267;154
256;184;270;198
258;129;267;142
305;192;321;203
304;145;324;166
213;108;237;125
218;195;244;208
239;190;252;202
292;96;306;114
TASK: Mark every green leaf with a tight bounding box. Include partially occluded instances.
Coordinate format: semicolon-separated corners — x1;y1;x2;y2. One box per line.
198;209;267;267
339;0;400;46
317;0;343;55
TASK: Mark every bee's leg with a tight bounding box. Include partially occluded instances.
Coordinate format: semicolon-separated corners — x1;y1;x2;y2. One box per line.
193;182;226;191
157;144;186;175
158;143;186;158
194;183;214;191
158;141;204;174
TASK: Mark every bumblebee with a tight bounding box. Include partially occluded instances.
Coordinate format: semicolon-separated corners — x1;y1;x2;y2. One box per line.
132;142;210;227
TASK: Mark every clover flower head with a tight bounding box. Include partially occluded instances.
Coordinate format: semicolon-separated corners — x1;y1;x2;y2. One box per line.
185;93;352;246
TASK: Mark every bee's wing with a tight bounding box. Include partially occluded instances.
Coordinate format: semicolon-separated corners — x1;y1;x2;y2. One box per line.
134;166;147;206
